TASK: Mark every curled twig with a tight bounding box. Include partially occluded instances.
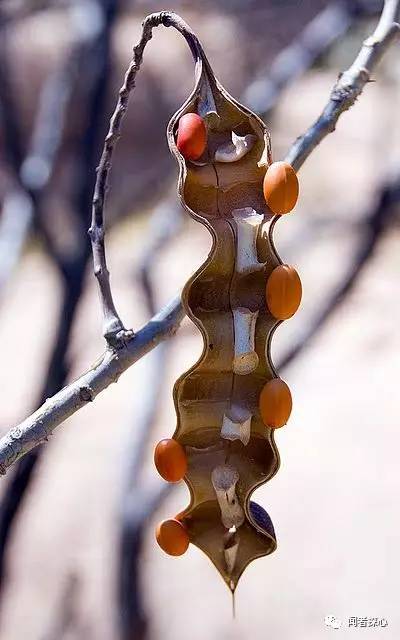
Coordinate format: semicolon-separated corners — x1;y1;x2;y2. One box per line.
88;11;205;344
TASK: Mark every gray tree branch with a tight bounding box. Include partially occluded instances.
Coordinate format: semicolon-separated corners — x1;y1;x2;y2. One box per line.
0;296;184;475
286;0;400;171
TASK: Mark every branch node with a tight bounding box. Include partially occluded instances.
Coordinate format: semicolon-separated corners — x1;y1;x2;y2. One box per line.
79;386;95;402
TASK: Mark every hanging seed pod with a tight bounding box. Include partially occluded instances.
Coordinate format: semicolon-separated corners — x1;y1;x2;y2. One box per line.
266;264;302;320
165;13;281;592
128;11;300;592
263;161;299;215
156;519;190;556
154;438;187;482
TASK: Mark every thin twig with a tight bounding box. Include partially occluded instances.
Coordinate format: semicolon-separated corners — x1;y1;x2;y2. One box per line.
286;0;400;171
88;12;168;343
88;11;209;344
0;296;185;474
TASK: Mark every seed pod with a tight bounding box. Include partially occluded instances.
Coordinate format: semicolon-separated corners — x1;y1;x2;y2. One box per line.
263;161;299;215
176;113;207;160
139;11;304;591
166;25;279;588
154;438;187;482
259;378;292;428
266;264;302;320
156;519;190;556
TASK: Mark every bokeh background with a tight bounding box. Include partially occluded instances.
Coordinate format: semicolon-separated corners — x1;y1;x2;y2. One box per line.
0;0;399;638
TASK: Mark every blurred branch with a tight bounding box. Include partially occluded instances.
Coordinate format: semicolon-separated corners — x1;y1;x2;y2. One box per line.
138;198;185;316
117;343;173;639
278;173;400;370
0;1;61;26
0;0;121;597
0;4;92;299
244;1;355;114
286;0;400;171
118;482;171;640
0;295;184;474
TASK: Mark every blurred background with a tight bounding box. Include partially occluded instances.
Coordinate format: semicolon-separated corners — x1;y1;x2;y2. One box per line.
0;0;399;638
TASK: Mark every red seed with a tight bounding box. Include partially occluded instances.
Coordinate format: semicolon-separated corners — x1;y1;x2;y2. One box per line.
176;113;207;160
263;161;299;215
156;519;190;556
154;438;187;482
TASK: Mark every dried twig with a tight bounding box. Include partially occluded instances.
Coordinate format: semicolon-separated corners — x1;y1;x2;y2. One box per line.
0;296;184;474
88;11;206;344
0;3;398;474
286;0;400;171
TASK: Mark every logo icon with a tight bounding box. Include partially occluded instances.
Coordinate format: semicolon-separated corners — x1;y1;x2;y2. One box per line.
325;615;342;629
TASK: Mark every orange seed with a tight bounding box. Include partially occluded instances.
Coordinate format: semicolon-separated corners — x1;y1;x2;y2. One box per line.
266;264;302;320
263;161;299;215
154;438;187;483
259;378;292;428
156;519;190;556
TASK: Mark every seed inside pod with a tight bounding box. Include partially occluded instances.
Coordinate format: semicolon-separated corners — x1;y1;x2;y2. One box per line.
263;161;299;215
176;113;207;161
259;378;292;428
266;264;302;320
156;519;190;556
154;438;187;482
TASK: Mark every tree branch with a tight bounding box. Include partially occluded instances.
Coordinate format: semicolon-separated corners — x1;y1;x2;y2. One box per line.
0;295;184;475
286;0;400;171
